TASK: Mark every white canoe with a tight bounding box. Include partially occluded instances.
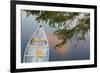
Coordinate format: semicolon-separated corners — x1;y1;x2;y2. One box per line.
23;24;49;63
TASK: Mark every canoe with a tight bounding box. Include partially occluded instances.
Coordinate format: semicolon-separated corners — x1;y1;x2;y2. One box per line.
23;24;49;63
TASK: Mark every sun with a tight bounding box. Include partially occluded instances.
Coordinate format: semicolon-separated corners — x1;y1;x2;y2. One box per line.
36;49;45;58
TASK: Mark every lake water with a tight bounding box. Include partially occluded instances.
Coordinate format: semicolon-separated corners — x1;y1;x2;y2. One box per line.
21;10;90;62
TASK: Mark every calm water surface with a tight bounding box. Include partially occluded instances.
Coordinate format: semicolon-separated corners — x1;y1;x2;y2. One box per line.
21;10;90;62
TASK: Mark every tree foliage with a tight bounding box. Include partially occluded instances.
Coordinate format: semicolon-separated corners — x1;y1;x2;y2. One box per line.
24;10;90;48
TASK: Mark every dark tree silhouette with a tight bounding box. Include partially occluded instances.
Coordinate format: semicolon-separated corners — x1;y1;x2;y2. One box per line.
24;10;90;48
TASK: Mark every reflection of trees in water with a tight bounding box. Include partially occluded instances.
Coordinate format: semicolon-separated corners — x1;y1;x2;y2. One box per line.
24;10;90;48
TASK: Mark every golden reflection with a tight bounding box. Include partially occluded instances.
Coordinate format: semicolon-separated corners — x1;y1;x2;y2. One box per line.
46;33;70;56
36;49;45;58
55;43;70;55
